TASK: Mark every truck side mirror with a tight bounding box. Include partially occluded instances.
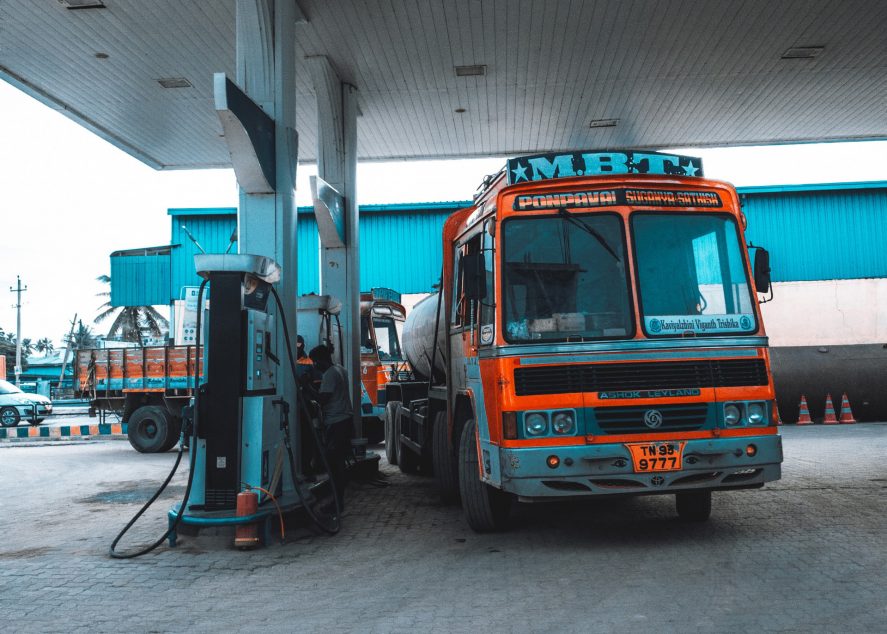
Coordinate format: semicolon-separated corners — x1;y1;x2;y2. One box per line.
462;252;487;301
753;248;771;293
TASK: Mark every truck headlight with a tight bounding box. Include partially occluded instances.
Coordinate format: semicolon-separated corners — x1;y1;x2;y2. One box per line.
525;412;548;436
724;404;743;426
747;402;766;425
551;410;575;435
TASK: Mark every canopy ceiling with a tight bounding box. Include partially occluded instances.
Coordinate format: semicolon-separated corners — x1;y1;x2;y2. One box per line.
1;0;884;169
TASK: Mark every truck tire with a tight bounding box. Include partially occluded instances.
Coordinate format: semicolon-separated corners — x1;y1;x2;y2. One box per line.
432;411;460;503
458;419;511;532
127;406;174;453
397;405;421;474
158;415;183;453
384;401;400;466
675;490;712;522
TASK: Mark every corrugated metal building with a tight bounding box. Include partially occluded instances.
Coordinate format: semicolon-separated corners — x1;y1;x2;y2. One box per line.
110;182;887;306
740;182;887;282
110;202;467;306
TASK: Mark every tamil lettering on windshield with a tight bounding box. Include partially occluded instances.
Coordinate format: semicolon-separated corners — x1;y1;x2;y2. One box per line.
502;213;633;342
632;213;756;336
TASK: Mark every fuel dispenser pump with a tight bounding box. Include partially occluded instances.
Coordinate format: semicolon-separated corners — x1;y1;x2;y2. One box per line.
109;254;340;559
189;253;287;511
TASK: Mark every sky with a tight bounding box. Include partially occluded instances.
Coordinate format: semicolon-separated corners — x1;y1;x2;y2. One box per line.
1;79;886;348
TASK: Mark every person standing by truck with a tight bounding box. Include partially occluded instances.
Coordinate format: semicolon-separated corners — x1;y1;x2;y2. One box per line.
308;345;353;512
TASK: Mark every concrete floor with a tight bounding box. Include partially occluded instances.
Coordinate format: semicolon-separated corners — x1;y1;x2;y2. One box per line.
1;424;885;633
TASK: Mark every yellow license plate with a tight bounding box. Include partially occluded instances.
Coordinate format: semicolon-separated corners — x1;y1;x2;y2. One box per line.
625;441;686;473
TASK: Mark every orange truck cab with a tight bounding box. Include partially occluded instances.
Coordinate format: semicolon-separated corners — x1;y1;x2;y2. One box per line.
358;288;408;442
390;149;782;532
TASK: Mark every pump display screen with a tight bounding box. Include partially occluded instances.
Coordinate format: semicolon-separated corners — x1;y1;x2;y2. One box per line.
502;213;634;342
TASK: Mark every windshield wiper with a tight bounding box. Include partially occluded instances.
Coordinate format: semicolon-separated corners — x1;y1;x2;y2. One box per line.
557;208;621;262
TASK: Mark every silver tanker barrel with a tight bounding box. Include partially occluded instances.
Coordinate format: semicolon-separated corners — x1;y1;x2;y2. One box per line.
402;292;447;382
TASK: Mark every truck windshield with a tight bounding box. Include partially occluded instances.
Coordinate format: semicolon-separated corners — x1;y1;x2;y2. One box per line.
632;213;757;336
373;317;404;361
502;213;633;342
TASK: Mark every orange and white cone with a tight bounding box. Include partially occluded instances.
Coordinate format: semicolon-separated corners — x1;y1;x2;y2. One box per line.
839;392;857;424
796;395;813;425
823;393;839;424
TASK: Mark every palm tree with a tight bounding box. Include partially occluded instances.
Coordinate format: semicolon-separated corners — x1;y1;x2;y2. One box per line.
20;338;33;357
67;320;98;350
35;338;55;356
95;274;168;344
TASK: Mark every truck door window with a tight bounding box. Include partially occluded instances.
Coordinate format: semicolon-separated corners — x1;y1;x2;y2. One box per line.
452;234;483;329
360;315;376;354
480;221;495;343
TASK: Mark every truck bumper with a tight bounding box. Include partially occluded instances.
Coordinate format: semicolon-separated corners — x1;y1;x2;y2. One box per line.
498;435;782;500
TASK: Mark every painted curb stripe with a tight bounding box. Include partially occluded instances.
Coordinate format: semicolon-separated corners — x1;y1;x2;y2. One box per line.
1;422;128;441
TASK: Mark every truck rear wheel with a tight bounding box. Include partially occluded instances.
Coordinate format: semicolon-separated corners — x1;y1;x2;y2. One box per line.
675;490;712;522
158;415;182;453
432;411;460;503
127;406;174;453
384;401;399;466
458;419;511;532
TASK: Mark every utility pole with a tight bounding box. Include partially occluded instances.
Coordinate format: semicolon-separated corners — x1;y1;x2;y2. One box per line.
9;275;27;386
58;313;78;391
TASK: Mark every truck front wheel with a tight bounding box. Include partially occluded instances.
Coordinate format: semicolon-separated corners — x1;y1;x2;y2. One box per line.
458;419;511;532
127;406;174;453
675;490;712;522
384;401;399;466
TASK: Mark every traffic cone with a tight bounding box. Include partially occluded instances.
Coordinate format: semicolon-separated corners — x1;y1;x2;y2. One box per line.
796;395;813;425
839;392;857;424
823;393;839;424
775;403;783;426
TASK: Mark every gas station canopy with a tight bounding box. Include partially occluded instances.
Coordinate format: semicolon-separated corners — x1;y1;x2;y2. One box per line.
1;0;885;169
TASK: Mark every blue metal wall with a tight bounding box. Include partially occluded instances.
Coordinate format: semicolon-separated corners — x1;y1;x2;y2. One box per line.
169;208;238;298
110;254;170;306
740;182;887;282
110;202;466;306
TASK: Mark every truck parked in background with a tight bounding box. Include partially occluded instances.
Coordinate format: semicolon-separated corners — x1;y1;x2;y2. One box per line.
386;149;783;531
75;345;201;452
78;287;408;452
358;288;409;443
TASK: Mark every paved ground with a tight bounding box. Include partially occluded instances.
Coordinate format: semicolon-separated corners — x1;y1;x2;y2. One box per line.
1;425;885;633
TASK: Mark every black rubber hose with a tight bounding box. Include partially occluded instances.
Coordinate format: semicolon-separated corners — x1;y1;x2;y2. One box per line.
270;287;341;535
108;278;208;559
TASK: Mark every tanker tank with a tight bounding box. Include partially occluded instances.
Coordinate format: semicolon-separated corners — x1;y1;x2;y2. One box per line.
402;292;447;382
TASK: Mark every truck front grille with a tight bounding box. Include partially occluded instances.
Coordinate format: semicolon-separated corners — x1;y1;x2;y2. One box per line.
514;359;767;396
594;403;709;433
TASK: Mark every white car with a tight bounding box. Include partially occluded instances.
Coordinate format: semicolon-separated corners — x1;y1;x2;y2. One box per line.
0;380;53;427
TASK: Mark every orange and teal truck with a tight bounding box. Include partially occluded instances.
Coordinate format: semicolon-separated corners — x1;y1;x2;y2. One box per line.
387;149;783;531
75;345;202;453
357;288;409;443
